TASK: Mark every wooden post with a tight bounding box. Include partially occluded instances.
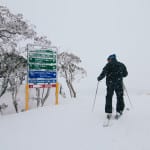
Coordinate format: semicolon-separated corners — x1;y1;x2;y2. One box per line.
25;84;29;110
55;82;59;105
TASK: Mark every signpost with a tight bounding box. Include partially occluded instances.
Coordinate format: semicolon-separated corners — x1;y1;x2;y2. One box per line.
28;49;57;87
25;48;58;110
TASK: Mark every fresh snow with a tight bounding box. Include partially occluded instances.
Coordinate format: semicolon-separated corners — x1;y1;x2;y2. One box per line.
0;92;150;150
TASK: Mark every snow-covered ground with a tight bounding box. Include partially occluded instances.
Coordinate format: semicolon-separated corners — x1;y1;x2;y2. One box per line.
0;89;150;150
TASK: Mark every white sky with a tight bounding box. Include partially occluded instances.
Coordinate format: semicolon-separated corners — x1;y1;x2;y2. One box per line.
1;0;150;92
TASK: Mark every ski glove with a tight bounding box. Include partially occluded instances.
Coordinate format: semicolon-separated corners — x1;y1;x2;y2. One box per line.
97;76;101;81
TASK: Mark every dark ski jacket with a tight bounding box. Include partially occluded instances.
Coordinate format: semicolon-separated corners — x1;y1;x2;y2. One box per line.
97;59;128;85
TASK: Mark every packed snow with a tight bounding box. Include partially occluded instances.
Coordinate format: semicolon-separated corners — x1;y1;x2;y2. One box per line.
0;88;150;150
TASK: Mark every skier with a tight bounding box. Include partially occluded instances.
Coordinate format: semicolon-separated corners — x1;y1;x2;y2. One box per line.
97;54;128;119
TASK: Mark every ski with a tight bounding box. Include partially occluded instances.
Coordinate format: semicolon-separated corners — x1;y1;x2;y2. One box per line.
103;118;111;127
103;114;112;127
115;107;130;120
114;113;122;120
102;108;130;127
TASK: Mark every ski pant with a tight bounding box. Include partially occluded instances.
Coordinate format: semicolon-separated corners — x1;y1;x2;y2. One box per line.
105;82;125;113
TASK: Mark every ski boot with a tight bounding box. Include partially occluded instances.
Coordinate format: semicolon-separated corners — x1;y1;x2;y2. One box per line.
107;113;112;120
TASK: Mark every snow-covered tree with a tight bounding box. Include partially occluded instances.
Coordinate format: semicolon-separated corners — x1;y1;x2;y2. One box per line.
0;6;36;41
0;6;36;112
0;52;27;112
0;6;55;110
0;5;87;114
58;52;87;98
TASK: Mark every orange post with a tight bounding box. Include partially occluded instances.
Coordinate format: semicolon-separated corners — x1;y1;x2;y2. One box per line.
25;84;29;110
55;82;59;105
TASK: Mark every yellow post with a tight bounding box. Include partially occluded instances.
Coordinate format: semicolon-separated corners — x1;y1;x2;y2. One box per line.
55;82;59;105
25;84;29;111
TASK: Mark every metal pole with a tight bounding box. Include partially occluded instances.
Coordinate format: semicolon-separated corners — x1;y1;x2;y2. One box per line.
123;83;133;108
92;82;99;112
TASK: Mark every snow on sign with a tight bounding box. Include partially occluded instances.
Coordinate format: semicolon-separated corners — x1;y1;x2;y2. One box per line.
28;49;57;88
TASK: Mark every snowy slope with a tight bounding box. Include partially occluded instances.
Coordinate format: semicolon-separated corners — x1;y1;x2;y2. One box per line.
0;92;150;150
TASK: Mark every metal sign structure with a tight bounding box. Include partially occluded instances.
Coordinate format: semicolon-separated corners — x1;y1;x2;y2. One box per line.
27;49;57;88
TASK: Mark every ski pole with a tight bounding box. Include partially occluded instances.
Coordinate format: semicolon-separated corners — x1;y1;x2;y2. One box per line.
92;81;99;112
123;83;133;108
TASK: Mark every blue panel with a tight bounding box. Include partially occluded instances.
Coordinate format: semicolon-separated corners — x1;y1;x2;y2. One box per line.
29;71;56;78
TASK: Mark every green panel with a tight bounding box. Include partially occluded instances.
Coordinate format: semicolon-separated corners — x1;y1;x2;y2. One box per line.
29;64;56;70
29;53;56;59
29;58;56;64
29;49;56;54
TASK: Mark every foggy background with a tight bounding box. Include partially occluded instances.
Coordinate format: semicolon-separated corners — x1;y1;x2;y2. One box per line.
1;0;150;94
